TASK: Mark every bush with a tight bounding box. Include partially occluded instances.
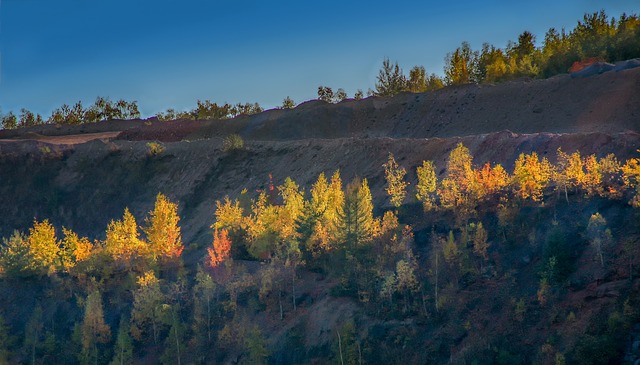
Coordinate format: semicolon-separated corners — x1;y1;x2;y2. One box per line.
222;134;244;152
146;141;165;156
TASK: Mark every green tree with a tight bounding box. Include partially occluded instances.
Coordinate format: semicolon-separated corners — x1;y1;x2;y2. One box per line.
24;305;43;365
375;58;407;96
383;153;409;208
244;326;269;365
143;193;184;261
473;222;489;261
0;231;31;277
281;96;295;109
318;86;335;103
407;66;427;93
0;315;12;364
587;213;612;267
80;291;111;365
192;265;216;344
131;271;166;345
339;178;374;248
110;317;133;365
1;112;17;130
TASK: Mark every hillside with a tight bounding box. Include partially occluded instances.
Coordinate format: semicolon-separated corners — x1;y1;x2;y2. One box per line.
0;66;640;364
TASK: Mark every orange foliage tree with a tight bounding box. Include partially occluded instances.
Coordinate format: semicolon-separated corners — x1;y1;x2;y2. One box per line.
208;228;231;268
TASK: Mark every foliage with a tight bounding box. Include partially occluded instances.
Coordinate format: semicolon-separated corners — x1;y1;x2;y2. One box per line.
80;291;111;365
104;208;148;265
131;271;167;345
208;228;231;268
416;160;437;211
281;96;295;109
146;141;165;156
375;58;407;97
27;219;60;274
383;153;409;208
144;193;184;261
222;134;245;152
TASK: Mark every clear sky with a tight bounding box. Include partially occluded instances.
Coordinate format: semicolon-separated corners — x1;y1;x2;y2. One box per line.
0;0;637;118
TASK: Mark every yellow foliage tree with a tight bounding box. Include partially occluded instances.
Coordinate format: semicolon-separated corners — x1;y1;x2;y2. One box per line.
104;208;148;264
213;196;244;231
621;156;640;207
383;153;409;208
416;160;437;211
512;152;553;202
581;154;602;197
144;193;183;261
27;219;59;273
59;227;92;272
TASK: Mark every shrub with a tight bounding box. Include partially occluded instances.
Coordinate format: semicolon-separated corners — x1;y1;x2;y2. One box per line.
222;134;244;152
146;141;165;156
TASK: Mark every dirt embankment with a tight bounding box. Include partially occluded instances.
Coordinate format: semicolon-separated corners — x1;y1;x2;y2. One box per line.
0;130;637;244
1;65;639;144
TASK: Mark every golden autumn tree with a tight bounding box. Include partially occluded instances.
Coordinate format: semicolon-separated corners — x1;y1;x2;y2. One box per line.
512;152;553;202
27;219;60;273
383;153;409;208
599;154;622;198
581;154;602;196
622;155;640;207
144;193;183;261
554;148;584;202
208;228;231;268
213;196;244;232
59;227;92;272
438;143;477;217
473;162;510;200
104;208;147;265
416;160;437;211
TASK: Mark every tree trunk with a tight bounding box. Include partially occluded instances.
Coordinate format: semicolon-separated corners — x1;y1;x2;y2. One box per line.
337;331;344;365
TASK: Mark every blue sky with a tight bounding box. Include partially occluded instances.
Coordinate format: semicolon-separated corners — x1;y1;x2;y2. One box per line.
0;0;638;117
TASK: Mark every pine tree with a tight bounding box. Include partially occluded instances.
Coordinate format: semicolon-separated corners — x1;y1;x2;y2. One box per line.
339;178;374;248
375;58;407;97
0;231;31;277
473;222;489;261
110;317;133;365
80;291;111;365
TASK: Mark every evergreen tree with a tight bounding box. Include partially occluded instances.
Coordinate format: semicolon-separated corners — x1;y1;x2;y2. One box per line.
375;58;407;97
110;317;133;365
0;231;31;277
80;291;111;365
339;178;374;248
